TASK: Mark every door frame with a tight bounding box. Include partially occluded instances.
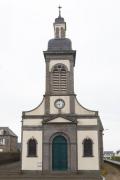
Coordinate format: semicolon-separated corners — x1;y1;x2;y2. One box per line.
49;132;71;172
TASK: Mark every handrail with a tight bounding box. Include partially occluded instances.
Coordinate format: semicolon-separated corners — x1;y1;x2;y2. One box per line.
104;159;120;166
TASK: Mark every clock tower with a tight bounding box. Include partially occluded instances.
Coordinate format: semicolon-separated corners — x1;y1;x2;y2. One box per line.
44;9;76;116
21;8;103;179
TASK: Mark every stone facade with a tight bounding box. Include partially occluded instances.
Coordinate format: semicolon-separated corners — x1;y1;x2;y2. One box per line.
42;123;77;172
0;127;17;152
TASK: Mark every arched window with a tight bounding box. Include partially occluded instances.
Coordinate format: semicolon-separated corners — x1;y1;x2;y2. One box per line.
83;138;93;157
27;139;37;157
55;27;59;38
52;64;67;93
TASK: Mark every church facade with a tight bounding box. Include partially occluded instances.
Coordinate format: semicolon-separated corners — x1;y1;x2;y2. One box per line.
21;9;103;177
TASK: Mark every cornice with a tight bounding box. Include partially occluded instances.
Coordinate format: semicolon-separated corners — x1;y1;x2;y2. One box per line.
22;113;99;119
43;50;76;66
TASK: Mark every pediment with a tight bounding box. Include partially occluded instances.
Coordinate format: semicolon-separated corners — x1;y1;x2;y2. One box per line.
47;117;71;123
43;114;77;124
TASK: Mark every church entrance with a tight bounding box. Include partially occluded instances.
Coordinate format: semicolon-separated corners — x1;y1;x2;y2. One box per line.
52;135;68;171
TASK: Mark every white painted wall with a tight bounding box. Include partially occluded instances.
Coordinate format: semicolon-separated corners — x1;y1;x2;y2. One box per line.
25;98;45;116
22;130;42;170
49;60;70;71
50;96;70;114
77;118;97;125
75;98;96;115
115;151;120;157
77;130;99;170
23;119;43;126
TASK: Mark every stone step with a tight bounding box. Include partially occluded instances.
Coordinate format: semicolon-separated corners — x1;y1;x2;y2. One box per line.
0;168;102;179
0;176;102;180
0;172;102;180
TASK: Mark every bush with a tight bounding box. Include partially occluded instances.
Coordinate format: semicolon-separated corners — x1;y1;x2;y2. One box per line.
111;156;120;162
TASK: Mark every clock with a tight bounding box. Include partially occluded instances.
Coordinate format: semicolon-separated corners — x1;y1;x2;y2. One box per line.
55;99;65;109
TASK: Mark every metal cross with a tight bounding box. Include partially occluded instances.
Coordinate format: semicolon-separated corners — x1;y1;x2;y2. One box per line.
58;5;62;17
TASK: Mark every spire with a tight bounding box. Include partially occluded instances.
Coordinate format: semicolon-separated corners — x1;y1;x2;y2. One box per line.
53;6;66;39
47;7;73;51
58;5;62;17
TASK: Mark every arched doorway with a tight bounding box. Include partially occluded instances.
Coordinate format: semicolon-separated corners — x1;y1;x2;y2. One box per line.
52;135;68;171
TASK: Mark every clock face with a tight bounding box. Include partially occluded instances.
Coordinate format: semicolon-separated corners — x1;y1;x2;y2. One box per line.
55;99;65;109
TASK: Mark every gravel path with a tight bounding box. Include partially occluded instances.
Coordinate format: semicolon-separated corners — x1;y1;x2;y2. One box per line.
104;162;120;180
0;161;20;171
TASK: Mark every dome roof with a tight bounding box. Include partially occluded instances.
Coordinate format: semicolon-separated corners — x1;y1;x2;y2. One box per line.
55;16;65;23
48;38;72;51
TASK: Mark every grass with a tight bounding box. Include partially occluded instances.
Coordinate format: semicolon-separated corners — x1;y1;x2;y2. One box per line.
100;165;108;177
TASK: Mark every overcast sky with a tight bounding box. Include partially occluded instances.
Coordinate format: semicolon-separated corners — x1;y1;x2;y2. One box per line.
0;0;120;152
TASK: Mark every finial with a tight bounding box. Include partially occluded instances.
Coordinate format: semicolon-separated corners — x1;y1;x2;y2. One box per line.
58;5;62;17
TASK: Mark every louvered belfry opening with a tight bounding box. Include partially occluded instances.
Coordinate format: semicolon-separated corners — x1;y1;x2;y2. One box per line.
52;64;67;93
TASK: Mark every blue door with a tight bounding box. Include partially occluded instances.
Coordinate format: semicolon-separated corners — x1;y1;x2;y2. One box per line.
52;135;68;171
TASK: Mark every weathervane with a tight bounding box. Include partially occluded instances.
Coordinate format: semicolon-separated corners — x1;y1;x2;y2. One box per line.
58;5;62;17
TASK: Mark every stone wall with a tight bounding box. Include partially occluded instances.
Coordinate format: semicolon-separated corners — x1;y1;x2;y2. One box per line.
0;152;20;164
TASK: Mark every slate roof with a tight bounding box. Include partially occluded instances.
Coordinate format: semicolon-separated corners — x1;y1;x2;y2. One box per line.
0;127;17;137
116;150;120;154
48;38;72;51
104;151;114;155
55;16;65;23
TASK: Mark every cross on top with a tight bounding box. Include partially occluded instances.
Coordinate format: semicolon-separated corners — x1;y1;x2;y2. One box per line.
58;5;62;17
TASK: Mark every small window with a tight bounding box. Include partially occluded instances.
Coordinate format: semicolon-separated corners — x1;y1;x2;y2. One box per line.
0;138;5;145
0;129;4;135
83;138;93;157
27;139;37;157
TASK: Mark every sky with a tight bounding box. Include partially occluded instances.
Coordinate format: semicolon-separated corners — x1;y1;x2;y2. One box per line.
0;0;120;152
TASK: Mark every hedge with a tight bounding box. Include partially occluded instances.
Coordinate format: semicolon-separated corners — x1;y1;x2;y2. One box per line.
111;156;120;162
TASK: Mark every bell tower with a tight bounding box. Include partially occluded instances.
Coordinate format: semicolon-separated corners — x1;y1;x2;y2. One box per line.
44;7;76;115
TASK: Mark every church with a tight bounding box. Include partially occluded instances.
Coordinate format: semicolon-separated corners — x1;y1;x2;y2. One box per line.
21;8;103;178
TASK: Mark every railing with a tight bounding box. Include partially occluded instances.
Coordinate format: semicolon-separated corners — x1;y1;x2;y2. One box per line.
104;159;120;166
